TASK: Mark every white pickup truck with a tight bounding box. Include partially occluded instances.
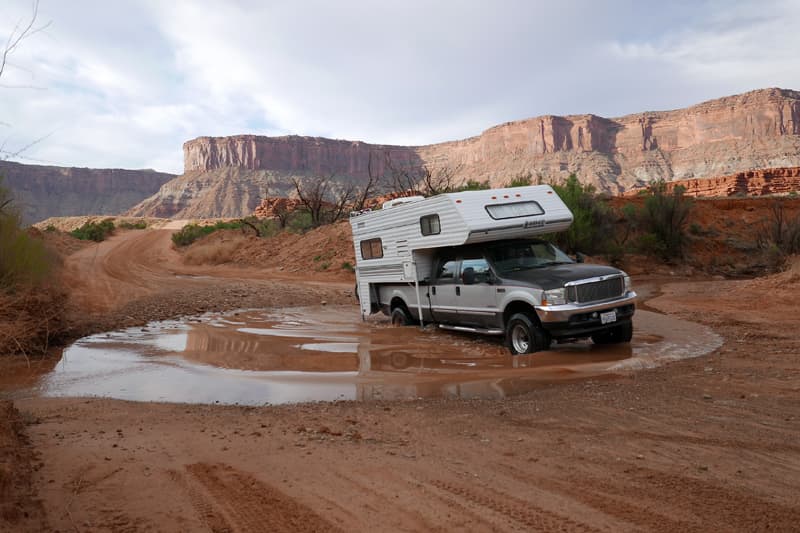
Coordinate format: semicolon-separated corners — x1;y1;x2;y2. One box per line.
349;185;636;354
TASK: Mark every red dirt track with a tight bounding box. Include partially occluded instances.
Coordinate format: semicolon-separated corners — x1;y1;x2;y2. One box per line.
1;225;800;532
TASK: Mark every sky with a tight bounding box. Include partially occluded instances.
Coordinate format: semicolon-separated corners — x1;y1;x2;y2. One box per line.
1;0;799;174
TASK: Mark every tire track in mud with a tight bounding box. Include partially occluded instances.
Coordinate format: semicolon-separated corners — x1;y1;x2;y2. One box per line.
169;469;234;533
425;478;602;532
182;463;342;533
525;464;800;533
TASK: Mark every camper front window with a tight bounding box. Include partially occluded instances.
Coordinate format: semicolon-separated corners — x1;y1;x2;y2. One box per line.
420;214;441;235
360;238;383;259
485;201;544;220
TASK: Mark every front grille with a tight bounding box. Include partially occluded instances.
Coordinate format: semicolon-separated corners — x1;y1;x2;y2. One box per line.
567;277;624;303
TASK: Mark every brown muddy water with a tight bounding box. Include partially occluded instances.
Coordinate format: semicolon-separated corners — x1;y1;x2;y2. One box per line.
24;306;721;405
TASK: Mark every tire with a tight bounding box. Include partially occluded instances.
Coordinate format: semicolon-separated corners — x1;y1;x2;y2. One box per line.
390;306;413;326
591;321;633;345
505;313;550;355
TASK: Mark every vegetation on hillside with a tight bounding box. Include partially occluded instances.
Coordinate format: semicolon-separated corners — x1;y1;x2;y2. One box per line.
0;177;65;356
69;219;116;242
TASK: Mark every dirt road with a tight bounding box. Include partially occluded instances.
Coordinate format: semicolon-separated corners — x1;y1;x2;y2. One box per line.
2;228;800;531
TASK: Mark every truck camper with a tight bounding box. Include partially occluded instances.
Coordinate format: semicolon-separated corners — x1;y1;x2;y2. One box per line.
349;185;636;354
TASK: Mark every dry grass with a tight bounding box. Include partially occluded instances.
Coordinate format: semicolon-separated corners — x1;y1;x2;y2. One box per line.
0;281;68;358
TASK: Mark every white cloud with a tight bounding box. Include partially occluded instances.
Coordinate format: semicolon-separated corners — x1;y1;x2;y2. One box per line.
0;0;798;173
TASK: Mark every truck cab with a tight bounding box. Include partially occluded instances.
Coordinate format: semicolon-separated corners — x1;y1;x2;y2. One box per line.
382;238;636;354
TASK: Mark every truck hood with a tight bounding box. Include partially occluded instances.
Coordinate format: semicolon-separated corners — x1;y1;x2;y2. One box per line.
499;263;624;290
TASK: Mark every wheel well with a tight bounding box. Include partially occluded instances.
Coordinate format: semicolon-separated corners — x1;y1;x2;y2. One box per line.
390;297;408;312
503;301;540;327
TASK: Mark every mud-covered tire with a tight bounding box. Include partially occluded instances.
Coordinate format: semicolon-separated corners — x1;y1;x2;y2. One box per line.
390;306;413;326
506;313;550;355
591;321;633;345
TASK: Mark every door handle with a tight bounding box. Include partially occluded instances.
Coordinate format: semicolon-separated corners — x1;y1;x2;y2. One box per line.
431;286;436;295
456;286;461;296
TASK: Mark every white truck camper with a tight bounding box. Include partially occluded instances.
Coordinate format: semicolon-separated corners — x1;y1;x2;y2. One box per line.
349;185;637;354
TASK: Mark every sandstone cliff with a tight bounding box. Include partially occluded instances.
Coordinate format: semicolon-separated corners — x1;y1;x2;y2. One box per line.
625;166;800;198
0;161;175;224
183;88;800;195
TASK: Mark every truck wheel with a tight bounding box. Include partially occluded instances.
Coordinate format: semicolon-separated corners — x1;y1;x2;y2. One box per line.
591;321;633;344
391;306;413;326
506;313;549;355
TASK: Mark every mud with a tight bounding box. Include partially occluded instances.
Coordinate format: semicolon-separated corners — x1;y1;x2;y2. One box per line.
29;306;721;405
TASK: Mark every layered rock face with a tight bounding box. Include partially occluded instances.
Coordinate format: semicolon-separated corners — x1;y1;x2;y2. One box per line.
0;161;175;224
626;167;800;198
183;88;800;195
184;136;420;179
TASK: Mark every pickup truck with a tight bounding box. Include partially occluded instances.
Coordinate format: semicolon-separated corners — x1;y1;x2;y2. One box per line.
379;238;637;354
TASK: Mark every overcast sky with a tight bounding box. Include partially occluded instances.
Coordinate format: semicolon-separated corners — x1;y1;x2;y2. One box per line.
1;0;798;174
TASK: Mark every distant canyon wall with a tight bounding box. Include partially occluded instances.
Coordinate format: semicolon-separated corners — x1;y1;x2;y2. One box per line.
0;161;175;224
183;88;800;194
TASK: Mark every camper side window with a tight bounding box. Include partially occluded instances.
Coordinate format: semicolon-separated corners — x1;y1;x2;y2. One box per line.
360;238;383;259
420;214;441;236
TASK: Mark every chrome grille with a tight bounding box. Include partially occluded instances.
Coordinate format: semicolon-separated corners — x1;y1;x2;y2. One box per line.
567;277;624;303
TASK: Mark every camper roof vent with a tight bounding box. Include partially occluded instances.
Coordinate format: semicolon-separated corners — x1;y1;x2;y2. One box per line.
382;196;425;209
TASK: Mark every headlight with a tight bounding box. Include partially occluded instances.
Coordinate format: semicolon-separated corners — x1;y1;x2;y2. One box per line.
623;274;632;293
542;288;566;306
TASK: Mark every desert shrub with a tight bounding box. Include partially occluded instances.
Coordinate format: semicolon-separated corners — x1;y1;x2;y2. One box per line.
0;211;51;289
755;199;800;269
286;209;314;234
633;180;693;261
455;179;490;192
507;172;533;188
70;219;115;242
171;220;244;247
689;222;703;235
0;179;64;355
549;174;614;255
341;261;354;272
44;224;57;232
239;216;278;238
118;220;147;230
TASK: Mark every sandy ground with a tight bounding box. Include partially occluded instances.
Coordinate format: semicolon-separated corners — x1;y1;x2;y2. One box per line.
1;228;800;532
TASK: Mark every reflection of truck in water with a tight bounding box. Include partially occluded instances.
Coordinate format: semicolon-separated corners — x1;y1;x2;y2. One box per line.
349;185;636;354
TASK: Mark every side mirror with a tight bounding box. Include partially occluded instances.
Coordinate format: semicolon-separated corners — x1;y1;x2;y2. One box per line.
575;252;586;263
461;267;476;285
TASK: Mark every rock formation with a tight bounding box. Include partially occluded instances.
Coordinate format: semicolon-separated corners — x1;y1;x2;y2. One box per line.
182;88;800;195
625;167;800;198
0;161;175;224
128;88;800;219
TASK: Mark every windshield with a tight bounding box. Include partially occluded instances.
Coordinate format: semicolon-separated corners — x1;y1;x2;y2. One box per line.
488;240;574;274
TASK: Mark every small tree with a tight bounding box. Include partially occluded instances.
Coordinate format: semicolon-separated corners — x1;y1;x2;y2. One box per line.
549;174;613;255
637;180;693;261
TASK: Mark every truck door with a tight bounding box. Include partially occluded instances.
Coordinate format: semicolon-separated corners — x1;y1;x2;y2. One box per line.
429;254;459;324
456;254;499;328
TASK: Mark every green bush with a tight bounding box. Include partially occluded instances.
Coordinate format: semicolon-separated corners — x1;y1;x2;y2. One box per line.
507;172;533;188
549;174;614;255
341;261;354;272
286;210;314;234
118;220;147;230
0;213;51;289
69;219;116;242
455;179;490;192
171;220;244;247
636;180;693;261
0;179;52;289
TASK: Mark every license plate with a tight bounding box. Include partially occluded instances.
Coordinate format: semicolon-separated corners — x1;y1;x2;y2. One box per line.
600;311;617;324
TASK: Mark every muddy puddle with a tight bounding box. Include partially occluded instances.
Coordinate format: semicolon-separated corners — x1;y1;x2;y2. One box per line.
30;306;721;405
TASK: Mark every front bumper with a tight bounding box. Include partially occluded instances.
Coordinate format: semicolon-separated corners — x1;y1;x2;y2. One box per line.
535;292;637;338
